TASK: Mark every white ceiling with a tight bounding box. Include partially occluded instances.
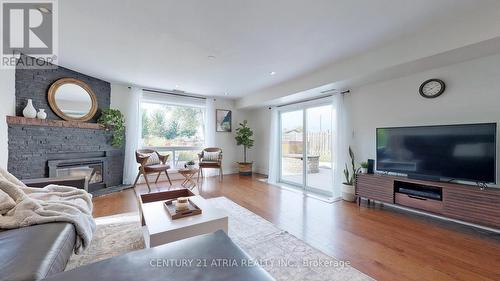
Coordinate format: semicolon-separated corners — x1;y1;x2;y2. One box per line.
58;0;491;98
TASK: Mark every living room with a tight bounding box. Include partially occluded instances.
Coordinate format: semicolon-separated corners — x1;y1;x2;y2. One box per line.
1;1;500;281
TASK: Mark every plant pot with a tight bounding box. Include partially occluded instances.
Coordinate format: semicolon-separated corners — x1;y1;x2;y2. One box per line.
186;164;195;169
360;168;368;174
238;162;253;176
341;183;356;202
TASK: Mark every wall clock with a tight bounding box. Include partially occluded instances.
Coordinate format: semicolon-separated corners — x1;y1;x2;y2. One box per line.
419;79;445;98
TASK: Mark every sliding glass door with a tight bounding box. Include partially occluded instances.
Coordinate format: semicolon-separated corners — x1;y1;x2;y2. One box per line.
279;102;334;197
280;110;304;186
306;105;333;195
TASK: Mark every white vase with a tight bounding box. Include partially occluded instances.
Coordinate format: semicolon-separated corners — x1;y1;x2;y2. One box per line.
36;109;47;119
23;99;37;118
361;168;368;174
341;183;356;202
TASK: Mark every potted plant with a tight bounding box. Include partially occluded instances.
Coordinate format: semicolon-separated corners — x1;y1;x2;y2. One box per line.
235;120;254;176
360;161;368;174
342;146;359;202
97;109;125;147
185;160;196;169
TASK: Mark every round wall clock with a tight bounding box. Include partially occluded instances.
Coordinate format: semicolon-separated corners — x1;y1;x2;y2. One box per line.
419;79;445;98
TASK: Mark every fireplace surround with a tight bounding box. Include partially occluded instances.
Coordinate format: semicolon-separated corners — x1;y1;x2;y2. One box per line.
7;57;124;194
7;116;124;193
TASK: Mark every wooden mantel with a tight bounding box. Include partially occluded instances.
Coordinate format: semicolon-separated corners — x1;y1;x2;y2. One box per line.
6;116;105;130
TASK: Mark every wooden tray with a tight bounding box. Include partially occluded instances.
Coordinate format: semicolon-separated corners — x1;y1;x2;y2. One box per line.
164;198;202;220
139;188;195;204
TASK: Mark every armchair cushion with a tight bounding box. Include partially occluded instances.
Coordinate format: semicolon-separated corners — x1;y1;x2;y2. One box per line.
199;161;221;168
203;151;220;161
144;164;171;173
137;152;161;166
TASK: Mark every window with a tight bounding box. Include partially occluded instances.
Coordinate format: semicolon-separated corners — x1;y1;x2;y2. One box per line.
140;92;206;169
140;102;205;147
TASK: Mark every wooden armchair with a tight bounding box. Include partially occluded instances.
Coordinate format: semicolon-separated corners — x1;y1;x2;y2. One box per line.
133;149;172;192
198;148;223;181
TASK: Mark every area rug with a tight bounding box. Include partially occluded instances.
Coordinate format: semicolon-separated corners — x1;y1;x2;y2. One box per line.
66;197;373;281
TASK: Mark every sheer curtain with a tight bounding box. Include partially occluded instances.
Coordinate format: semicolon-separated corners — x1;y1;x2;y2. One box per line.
203;97;216;177
123;87;142;185
204;98;215;147
267;107;279;184
331;94;348;198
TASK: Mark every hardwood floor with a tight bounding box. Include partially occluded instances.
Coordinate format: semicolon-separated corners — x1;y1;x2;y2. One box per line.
92;174;500;281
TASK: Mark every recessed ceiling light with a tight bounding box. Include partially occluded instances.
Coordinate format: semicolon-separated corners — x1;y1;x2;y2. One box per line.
270;71;276;76
38;7;51;13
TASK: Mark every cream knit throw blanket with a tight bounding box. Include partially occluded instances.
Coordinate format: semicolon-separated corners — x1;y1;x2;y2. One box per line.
0;168;96;254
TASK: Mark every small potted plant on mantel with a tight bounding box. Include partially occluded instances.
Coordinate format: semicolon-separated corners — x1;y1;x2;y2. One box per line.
235;120;254;176
342;147;360;202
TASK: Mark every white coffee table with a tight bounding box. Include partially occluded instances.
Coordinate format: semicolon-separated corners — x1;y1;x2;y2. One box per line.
140;195;228;248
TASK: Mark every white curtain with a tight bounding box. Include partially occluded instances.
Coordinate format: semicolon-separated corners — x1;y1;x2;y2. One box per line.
123;87;142;185
331;94;348;198
267;107;279;184
204;98;215;147
203;98;216;177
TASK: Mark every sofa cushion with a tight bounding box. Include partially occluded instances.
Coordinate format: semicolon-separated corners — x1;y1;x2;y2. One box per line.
0;223;76;281
44;230;273;281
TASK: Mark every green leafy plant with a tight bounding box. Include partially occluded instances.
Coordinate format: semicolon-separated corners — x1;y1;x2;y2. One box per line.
343;146;360;185
360;161;368;169
98;109;125;147
186;160;195;166
235;120;254;163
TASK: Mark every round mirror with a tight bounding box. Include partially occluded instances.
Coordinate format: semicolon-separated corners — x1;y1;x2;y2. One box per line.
48;78;98;121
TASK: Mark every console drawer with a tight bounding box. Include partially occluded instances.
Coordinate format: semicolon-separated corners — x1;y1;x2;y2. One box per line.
395;192;443;214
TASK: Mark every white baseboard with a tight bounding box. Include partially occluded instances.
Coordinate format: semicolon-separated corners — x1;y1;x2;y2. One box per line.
255;167;268;175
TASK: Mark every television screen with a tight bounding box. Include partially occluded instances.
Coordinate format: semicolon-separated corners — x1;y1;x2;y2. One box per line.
376;123;497;183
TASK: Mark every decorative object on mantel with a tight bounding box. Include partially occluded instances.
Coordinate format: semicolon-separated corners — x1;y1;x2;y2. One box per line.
48;77;98;122
235;120;254;176
97;109;125;147
342;146;360;202
22;99;37;118
36;109;47;120
216;109;232;132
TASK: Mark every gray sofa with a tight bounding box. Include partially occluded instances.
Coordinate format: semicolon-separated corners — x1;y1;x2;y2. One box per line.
44;230;274;281
0;178;273;281
0;177;86;281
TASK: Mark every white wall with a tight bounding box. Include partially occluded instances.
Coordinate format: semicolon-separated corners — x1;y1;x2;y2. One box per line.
246;107;271;174
213;98;250;174
350;53;500;186
0;69;16;170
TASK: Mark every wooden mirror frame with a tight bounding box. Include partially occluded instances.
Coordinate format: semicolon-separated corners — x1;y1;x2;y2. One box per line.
47;78;98;122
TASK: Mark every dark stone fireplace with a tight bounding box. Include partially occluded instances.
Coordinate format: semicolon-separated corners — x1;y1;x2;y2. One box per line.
7;117;124;193
7;57;124;194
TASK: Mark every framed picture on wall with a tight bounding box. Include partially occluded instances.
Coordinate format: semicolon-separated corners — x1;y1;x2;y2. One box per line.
216;109;232;132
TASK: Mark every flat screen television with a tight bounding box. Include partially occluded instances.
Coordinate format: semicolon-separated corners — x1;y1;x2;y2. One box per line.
376;123;497;183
